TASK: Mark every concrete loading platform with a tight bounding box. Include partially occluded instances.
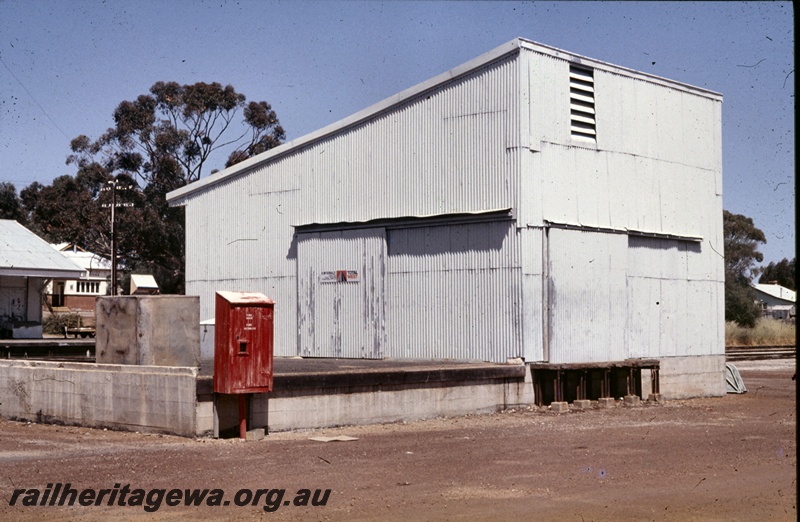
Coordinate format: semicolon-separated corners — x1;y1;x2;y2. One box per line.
0;355;532;438
0;295;726;437
2;341;725;438
201;357;530;438
1;346;724;438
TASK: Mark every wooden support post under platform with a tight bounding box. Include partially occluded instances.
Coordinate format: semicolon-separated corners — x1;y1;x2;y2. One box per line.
238;394;247;440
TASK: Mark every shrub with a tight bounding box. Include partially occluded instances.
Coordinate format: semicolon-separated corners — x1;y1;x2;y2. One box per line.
42;313;82;335
724;277;760;328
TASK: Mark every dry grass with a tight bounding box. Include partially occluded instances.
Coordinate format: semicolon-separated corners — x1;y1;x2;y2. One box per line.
726;318;796;347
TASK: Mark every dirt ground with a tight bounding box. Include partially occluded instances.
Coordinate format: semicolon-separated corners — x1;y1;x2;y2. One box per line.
1;360;795;521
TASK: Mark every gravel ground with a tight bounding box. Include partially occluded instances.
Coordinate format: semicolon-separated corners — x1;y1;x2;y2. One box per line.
1;359;795;521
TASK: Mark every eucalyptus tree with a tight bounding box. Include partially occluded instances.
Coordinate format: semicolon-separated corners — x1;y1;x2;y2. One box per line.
26;81;285;294
723;210;766;327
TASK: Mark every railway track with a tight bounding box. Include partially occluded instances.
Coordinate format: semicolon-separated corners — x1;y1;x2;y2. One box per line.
1;338;95;359
1;339;793;362
726;345;796;361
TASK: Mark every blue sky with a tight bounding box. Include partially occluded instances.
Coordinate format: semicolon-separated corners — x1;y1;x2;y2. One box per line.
0;1;794;265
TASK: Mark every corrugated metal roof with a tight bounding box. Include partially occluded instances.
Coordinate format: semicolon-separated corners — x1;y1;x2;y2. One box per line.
50;245;112;272
166;37;722;205
753;284;796;303
0;220;85;278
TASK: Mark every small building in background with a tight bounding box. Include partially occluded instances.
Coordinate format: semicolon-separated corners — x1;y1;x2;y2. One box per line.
130;274;160;295
46;244;111;312
752;283;796;321
0;220;84;338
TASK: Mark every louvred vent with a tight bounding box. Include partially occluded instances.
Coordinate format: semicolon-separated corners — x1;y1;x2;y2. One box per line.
569;65;596;141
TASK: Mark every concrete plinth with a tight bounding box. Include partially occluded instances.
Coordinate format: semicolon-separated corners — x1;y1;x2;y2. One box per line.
623;395;641;406
648;393;664;403
657;355;726;399
96;296;200;367
597;397;615;408
245;428;265;441
572;400;592;410
549;401;569;413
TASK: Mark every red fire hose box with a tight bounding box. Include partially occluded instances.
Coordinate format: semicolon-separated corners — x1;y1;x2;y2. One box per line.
214;291;274;394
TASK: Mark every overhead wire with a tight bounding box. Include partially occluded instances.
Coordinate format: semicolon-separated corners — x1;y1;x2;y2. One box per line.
0;54;71;141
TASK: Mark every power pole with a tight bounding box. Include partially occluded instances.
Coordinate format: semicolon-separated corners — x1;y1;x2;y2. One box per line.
101;180;134;296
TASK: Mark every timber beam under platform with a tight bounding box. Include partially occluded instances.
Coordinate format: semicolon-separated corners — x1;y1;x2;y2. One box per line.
529;359;661;407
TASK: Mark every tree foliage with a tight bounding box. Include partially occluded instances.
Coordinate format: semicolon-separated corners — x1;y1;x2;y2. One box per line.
723;210;766;328
21;81;285;294
758;258;796;291
0;182;27;224
723;210;766;279
68;81;285;187
724;278;761;329
21;175;101;245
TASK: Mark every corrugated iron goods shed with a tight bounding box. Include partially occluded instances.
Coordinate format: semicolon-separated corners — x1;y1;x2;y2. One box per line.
168;38;725;397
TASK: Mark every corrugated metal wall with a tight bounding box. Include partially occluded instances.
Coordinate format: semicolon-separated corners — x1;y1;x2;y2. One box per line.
183;158;301;355
298;55;521;224
520;48;722;243
385;220;522;361
187;54;521;359
183;54;525;360
626;237;724;358
598;73;722;172
297;229;386;358
545;229;724;364
519;227;545;362
519;48;723;363
531;141;721;246
546;229;628;363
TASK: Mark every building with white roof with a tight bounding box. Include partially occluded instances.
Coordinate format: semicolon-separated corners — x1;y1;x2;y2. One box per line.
46;244;112;312
752;283;796;320
0;220;84;338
